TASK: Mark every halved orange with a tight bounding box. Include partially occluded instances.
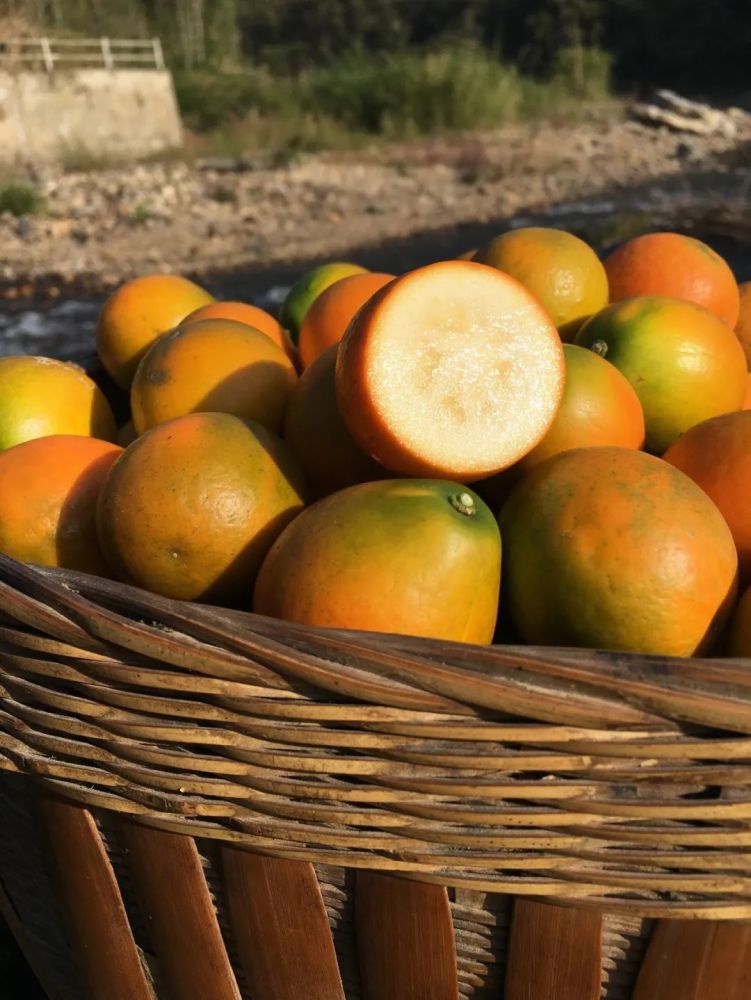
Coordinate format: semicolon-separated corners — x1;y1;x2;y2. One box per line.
336;260;565;480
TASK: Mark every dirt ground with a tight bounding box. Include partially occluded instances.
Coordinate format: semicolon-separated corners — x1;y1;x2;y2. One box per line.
1;107;750;303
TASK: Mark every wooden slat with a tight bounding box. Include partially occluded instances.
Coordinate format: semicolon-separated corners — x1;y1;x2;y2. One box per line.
35;792;153;1000
505;899;602;1000
634;919;751;999
221;849;344;1000
355;871;458;1000
120;822;241;1000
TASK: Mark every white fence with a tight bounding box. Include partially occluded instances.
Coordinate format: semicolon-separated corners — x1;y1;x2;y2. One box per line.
0;37;165;72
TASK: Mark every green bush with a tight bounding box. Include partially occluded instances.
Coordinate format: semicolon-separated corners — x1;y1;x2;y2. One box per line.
0;183;44;217
173;43;614;153
305;44;529;137
174;69;297;131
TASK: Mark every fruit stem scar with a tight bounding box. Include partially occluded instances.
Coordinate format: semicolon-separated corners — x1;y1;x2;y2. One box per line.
449;492;476;516
591;339;609;357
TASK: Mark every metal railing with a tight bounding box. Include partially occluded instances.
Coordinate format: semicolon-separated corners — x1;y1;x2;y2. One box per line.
0;37;165;72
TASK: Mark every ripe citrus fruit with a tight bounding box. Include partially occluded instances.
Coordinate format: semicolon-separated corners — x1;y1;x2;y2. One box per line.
254;479;501;643
663;411;751;583
96;274;214;389
519;343;645;470
0;435;122;575
298;272;395;368
473;226;609;340
575;296;746;453
336;260;565;480
279;261;368;342
97;412;306;603
0;356;117;451
283;344;386;497
499;447;738;656
130;318;297;435
735;281;751;368
727;585;751;657
743;374;751;411
181;300;296;363
604;232;740;328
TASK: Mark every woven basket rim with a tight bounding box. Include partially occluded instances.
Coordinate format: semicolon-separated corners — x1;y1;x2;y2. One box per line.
3;550;751;916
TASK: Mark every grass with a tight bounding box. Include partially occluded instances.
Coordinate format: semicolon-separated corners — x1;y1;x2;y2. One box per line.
0;182;44;217
59;143;121;173
174;43;614;159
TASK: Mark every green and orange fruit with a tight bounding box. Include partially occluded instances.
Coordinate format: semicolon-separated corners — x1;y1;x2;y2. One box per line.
500;446;738;657
604;232;740;328
97;412;306;603
575;296;746;453
473;226;609;340
254;479;501;643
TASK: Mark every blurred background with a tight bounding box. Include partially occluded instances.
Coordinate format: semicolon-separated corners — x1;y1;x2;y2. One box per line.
1;0;750;327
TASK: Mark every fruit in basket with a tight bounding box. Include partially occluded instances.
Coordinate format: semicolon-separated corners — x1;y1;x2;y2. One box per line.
96;273;214;389
518;344;645;470
283;344;387;497
279;261;368;342
473;226;609;340
181;300;296;362
254;479;501;643
97;412;306;602
0;435;122;575
0;356;117;451
336;260;565;480
298;272;395;368
575;296;746;453
130;318;297;435
604;232;740;328
663;411;751;583
735;281;751;368
499;447;738;656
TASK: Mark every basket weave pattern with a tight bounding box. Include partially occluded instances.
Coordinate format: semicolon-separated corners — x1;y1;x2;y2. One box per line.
1;552;751;997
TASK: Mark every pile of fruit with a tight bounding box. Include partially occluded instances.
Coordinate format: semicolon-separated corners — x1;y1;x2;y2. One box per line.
2;227;751;661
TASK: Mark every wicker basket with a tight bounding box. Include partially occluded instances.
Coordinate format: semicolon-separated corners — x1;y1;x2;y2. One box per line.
1;550;751;999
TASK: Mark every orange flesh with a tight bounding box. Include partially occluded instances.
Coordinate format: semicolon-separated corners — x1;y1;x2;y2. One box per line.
336;261;565;480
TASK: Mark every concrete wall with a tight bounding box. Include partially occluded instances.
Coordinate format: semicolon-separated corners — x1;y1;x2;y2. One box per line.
0;69;183;164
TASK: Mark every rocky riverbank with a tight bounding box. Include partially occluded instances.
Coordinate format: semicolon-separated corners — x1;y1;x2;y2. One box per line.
1;109;750;301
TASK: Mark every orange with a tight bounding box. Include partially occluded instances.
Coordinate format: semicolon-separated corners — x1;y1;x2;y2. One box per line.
575;296;746;453
336;261;565;480
473;226;609;340
727;585;751;657
519;343;645;469
743;373;751;411
283;344;387;497
96;273;214;389
298;272;395;368
130;318;297;435
499;446;738;656
735;281;751;368
182;300;296;363
604;232;740;328
280;261;368;342
254;479;501;643
663;411;751;583
0;356;116;451
97;412;306;603
0;435;122;575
